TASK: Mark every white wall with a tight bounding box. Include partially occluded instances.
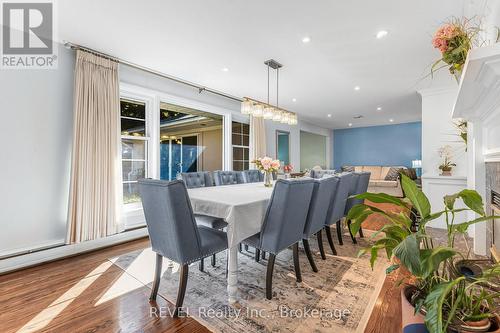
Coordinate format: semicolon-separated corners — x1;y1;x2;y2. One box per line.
1;49;333;261
264;119;331;171
0;44;75;257
419;86;467;176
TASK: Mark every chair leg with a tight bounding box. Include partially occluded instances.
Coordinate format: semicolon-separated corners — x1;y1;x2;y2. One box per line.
336;220;344;245
347;220;357;244
255;248;261;262
211;254;216;267
173;264;189;317
238;243;242;253
302;239;318;272
316;230;326;260
266;253;276;300
244;244;249;252
199;257;204;272
359;226;365;238
150;253;162;301
262;251;266;260
292;243;302;282
324;226;337;255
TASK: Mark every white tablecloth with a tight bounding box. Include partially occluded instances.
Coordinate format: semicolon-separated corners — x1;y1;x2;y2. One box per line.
188;182;273;246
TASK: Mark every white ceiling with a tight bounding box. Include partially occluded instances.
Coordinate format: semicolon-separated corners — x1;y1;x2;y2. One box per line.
59;0;475;129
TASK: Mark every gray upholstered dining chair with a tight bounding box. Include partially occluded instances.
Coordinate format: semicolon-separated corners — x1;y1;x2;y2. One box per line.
138;179;228;317
242;178;315;299
179;171;227;269
179;171;214;188
242;169;263;183
323;172;355;253
213;170;245;186
310;169;336;179
302;176;339;272
344;171;371;244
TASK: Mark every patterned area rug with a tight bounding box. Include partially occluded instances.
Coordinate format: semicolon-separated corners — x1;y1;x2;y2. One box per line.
109;229;387;333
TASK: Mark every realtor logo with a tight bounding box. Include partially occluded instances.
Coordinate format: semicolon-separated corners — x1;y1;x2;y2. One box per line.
1;0;57;69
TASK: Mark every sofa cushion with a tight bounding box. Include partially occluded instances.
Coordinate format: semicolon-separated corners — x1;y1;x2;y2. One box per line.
401;168;418;180
370;180;399;187
341;165;355;172
380;166;392;180
384;167;402;181
362;166;382;180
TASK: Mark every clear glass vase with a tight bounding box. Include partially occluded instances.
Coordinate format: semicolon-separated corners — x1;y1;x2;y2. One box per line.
264;171;273;187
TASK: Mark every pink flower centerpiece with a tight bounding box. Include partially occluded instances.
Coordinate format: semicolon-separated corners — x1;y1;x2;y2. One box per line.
252;157;280;187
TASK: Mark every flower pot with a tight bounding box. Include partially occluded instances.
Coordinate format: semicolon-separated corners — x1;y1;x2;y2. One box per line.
401;285;428;333
451;259;483;280
441;170;452;176
457;318;491;333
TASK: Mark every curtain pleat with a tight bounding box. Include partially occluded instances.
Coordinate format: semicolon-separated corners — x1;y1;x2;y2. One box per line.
249;115;267;165
67;50;123;243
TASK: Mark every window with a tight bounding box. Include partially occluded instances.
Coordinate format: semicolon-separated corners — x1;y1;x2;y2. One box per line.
232;121;249;171
120;99;149;204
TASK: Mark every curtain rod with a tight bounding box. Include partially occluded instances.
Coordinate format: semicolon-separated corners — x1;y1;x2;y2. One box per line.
63;41;243;103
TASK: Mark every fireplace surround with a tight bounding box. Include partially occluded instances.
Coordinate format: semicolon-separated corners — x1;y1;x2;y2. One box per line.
486;162;500;261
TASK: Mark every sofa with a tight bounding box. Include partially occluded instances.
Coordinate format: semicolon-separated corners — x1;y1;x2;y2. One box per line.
350;166;406;197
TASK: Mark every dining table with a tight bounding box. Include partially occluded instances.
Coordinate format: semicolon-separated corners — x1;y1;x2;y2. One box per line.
187;182;274;304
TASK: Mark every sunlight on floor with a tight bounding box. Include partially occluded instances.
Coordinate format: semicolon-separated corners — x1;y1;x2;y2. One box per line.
17;261;114;333
96;248;179;305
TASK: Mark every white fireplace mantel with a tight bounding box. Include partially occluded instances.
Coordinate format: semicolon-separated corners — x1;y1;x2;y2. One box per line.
453;43;500;162
452;42;500;255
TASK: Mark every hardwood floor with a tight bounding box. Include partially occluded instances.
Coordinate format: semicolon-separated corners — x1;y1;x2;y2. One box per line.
362;202;406;333
0;238;209;333
0;212;402;333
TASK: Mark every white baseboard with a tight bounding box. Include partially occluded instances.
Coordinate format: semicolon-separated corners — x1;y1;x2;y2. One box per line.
0;228;149;274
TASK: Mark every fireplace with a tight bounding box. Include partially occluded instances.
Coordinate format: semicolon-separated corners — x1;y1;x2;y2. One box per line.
486;163;500;261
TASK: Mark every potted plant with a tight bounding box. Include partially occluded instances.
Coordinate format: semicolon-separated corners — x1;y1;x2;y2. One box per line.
438;145;457;176
431;17;482;82
347;174;500;333
252;157;280;187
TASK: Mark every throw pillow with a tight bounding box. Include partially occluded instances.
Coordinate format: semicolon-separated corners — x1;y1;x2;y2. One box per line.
341;165;355;172
384;167;402;181
401;168;418;180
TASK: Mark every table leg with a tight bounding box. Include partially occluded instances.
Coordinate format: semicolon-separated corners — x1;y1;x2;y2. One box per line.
227;244;238;304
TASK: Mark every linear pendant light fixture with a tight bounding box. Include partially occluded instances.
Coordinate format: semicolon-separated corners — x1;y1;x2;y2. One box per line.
241;59;297;125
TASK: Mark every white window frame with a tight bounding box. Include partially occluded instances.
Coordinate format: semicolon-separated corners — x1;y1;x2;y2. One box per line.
119;88;156;229
119;82;244;227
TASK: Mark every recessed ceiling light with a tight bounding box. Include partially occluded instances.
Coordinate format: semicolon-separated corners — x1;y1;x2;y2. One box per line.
302;36;311;43
376;30;388;39
389;118;394;122
222;67;229;72
348;123;353;127
327;114;332;118
354;86;360;91
377;106;382;111
292;98;297;102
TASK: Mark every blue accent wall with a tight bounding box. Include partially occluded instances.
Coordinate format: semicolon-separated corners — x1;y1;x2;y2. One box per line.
333;122;422;169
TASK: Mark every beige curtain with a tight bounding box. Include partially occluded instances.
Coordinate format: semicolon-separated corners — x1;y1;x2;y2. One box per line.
67;50;123;243
249;115;267;164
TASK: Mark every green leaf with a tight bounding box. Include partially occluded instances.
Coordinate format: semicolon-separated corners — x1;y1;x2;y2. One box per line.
458;189;485;216
424;278;465;333
452;215;500;233
421;247;457;278
393;234;421;276
444;193;459;210
386;264;400;274
352;192;406;207
401;173;431;218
